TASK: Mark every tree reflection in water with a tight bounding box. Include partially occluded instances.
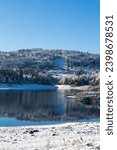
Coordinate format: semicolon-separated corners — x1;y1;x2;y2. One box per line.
0;89;100;123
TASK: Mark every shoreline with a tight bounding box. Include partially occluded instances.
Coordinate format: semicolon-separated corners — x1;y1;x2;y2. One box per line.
0;122;100;150
57;84;89;90
0;83;89;91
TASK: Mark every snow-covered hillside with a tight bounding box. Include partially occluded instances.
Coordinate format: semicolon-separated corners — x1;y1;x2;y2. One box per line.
0;49;100;85
0;49;99;70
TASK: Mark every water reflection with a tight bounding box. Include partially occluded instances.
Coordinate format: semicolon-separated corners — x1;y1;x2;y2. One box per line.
0;89;100;124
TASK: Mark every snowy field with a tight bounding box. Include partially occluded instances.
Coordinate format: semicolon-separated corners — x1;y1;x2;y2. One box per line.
0;122;100;150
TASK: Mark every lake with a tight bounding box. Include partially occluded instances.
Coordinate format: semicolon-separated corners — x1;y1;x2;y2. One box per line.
0;89;100;126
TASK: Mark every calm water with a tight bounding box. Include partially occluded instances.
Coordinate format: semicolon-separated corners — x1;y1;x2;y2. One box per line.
0;89;100;126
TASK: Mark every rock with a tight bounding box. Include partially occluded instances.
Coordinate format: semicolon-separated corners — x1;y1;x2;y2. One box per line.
29;129;39;134
52;133;56;136
29;130;34;134
86;143;93;147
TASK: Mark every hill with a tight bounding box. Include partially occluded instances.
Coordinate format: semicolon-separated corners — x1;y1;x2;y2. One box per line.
0;49;100;85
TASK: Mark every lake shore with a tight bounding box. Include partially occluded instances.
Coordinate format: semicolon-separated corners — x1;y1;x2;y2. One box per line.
57;84;89;90
0;122;99;150
0;83;89;91
0;84;58;90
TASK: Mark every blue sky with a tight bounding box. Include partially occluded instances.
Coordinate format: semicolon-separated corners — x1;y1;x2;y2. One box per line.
0;0;100;53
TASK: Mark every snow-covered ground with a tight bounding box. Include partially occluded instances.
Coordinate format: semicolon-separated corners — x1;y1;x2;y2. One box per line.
57;84;89;90
0;84;57;90
0;122;99;150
